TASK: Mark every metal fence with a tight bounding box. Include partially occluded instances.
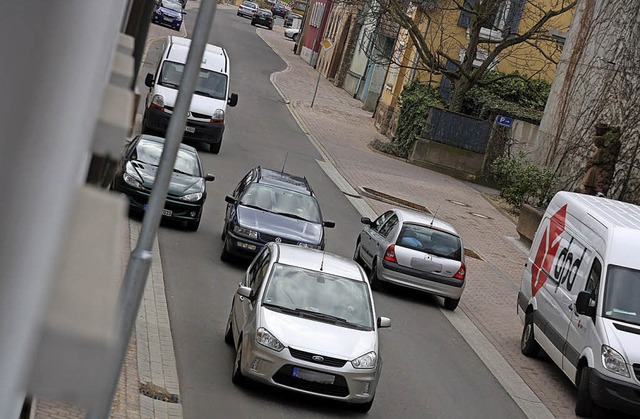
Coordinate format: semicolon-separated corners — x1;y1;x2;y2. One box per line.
420;107;492;154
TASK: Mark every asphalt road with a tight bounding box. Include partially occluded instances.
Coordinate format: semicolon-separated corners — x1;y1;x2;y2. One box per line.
137;5;528;418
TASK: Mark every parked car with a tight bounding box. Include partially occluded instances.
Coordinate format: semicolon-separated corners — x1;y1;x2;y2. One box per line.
112;134;215;231
221;166;335;261
251;8;274;29
354;208;466;310
225;242;391;412
271;3;290;18
284;12;302;28
237;1;259;19
284;27;300;41
152;0;185;31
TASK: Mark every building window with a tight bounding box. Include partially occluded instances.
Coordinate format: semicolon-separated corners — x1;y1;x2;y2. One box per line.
386;40;405;88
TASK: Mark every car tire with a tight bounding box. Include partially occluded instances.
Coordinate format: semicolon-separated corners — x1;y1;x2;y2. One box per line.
221;238;233;262
352;396;374;413
209;142;221;154
186;218;200;232
251;21;256;26
237;12;240;16
232;338;245;385
224;310;234;345
521;311;541;357
292;33;298;42
575;366;594;417
221;224;227;241
269;25;273;30
369;260;382;291
444;297;459;311
353;241;363;265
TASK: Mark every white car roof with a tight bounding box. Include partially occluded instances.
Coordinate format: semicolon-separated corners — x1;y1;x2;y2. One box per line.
166;36;228;74
274;244;367;282
393;208;460;236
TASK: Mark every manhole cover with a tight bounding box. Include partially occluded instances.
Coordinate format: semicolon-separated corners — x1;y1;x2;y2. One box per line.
447;199;469;207
139;382;180;403
360;187;431;214
469;212;492;220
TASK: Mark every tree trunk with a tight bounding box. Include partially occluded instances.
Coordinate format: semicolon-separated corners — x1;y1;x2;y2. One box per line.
449;78;471;113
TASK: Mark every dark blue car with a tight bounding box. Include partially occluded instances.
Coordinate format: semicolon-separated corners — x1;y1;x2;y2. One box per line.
152;0;185;31
221;167;335;261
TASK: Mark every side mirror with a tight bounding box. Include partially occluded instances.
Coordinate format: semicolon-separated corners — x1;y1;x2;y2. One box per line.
361;217;372;225
205;174;215;182
575;291;595;317
144;73;154;88
228;93;239;107
377;317;391;328
237;285;253;300
323;220;335;228
182;10;187;15
225;195;238;204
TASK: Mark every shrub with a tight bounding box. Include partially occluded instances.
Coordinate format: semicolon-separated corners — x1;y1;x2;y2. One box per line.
391;81;440;157
490;152;557;209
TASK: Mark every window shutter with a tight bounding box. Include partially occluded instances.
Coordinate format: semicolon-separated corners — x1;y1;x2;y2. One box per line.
457;0;477;28
505;0;526;37
439;60;458;104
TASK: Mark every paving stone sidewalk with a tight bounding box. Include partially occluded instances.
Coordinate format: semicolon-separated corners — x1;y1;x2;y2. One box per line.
258;25;582;419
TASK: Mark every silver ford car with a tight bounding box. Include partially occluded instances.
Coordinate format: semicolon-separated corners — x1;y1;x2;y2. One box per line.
354;208;466;310
224;242;391;412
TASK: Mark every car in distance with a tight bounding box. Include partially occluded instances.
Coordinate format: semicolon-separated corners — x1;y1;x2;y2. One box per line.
225;242;391;412
271;3;290;18
237;1;259;18
221;166;335;261
251;9;274;29
112;134;214;231
152;0;185;31
353;208;466;310
284;27;300;41
284;12;302;28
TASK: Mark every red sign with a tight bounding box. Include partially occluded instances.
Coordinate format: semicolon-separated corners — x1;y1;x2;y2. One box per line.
531;205;567;296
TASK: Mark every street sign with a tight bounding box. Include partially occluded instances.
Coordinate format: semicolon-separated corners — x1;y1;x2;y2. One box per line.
496;115;513;128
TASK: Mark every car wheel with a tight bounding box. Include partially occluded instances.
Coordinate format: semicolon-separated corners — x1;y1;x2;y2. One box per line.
224;310;234;345
221;238;233;262
269;25;273;30
221;224;227;241
353;241;363;265
521;311;541;357
369;259;382;291
444;297;459;311
352;395;374;413
292;33;298;42
186;218;200;232
575;366;594;417
237;12;240;16
232;338;245;385
209;142;221;154
250;20;255;26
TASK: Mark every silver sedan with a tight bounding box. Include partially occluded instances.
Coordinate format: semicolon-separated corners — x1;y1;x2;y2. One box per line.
224;242;391;412
237;1;259;18
353;208;466;310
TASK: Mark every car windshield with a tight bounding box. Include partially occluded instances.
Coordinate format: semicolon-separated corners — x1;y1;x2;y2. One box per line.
131;139;201;177
603;265;640;326
396;223;462;260
262;263;374;329
159;61;228;100
239;183;322;223
160;0;182;12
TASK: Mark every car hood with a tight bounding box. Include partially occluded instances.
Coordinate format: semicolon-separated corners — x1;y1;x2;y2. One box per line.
154;85;226;117
236;205;322;244
602;317;640;365
157;6;182;17
126;161;203;196
260;308;377;360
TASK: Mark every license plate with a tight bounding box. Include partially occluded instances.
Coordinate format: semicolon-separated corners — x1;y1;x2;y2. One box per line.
292;367;335;384
143;205;172;217
163;16;173;21
184;126;195;133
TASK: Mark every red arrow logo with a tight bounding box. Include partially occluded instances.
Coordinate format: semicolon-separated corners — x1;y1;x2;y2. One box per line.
531;205;567;296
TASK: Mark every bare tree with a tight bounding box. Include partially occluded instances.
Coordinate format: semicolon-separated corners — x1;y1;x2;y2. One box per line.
342;0;576;112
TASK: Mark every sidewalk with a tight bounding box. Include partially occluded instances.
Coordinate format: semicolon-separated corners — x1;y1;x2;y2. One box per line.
256;24;581;419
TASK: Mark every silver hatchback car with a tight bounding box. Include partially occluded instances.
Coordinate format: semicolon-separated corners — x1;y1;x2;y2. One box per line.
225;242;391;412
354;208;466;310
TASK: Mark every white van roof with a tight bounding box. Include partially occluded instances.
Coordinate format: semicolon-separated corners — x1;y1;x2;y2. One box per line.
165;36;228;74
550;192;640;230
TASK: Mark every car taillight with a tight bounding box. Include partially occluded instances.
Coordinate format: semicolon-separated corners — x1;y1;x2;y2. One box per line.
150;94;165;111
210;109;224;123
383;245;397;263
454;262;466;280
253;12;257;17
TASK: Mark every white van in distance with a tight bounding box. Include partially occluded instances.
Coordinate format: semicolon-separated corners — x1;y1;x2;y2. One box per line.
517;191;640;417
142;36;238;154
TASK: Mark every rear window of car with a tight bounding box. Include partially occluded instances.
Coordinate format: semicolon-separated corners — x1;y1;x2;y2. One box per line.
397;224;462;260
242;1;257;7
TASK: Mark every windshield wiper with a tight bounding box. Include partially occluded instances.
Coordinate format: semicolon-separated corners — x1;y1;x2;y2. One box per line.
294;308;347;324
194;90;217;98
273;211;312;222
239;203;268;211
160;81;180;88
263;302;298;314
173;168;192;176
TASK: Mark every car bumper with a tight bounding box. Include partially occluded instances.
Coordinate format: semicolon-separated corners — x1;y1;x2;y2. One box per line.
239;337;379;404
253;18;273;26
143;107;224;146
589;368;640;415
152;14;182;28
224;231;264;259
115;181;202;222
379;260;465;299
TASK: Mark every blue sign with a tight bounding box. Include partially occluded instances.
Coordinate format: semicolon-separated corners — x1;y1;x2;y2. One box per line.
496;115;513;128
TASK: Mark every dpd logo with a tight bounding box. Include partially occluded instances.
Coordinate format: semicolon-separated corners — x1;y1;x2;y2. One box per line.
553;237;586;292
531;205;567;297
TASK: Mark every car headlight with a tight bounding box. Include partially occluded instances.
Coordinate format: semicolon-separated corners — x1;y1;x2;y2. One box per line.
180;192;202;202
297;242;321;249
351;351;377;369
256;327;284;352
601;345;630;377
233;225;258;239
123;172;143;189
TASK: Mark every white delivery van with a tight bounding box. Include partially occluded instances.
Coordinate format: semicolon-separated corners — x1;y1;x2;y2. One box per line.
142;36;238;154
517;191;640;417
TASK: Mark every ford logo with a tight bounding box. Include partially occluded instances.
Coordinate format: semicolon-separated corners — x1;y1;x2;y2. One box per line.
311;355;324;362
274;237;282;243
